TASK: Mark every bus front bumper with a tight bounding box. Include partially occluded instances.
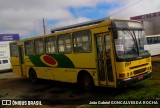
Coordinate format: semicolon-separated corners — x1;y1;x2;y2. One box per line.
117;71;152;87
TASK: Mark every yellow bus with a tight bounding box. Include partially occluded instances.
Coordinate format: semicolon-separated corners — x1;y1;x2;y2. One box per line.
10;18;152;91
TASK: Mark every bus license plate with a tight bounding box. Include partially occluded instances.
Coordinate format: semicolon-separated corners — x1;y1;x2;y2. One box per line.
138;75;143;80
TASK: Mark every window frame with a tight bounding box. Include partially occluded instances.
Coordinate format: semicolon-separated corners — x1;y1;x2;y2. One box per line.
2;60;8;64
45;36;57;54
34;38;45;55
72;30;92;53
24;40;35;55
10;43;19;57
147;36;160;44
57;33;72;54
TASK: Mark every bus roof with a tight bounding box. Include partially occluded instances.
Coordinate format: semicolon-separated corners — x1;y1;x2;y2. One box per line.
146;34;160;38
51;17;110;33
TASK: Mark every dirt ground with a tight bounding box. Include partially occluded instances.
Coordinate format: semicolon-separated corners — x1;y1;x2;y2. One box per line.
0;56;160;108
0;72;93;108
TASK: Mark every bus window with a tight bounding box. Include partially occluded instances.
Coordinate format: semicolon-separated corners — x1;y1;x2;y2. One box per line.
105;36;111;58
10;43;19;56
58;34;71;53
73;30;91;52
35;38;44;55
105;34;114;82
25;40;34;55
45;36;57;54
153;37;158;43
158;37;160;43
147;37;152;44
3;60;8;64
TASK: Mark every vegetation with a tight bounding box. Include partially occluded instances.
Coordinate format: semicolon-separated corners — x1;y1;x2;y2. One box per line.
88;61;160;108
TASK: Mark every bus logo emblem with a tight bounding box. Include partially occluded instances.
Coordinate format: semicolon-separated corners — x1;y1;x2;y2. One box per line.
40;55;58;67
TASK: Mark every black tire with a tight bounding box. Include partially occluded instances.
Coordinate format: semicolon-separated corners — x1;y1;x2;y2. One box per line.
78;74;94;91
29;70;37;83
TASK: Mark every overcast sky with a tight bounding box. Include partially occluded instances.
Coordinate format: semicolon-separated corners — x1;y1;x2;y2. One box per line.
0;0;159;39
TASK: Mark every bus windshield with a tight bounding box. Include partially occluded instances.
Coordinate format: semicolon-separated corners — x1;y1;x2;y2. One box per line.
114;29;150;61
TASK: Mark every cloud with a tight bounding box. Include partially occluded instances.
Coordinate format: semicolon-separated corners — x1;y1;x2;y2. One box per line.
108;0;160;19
0;0;106;38
47;17;91;32
0;0;159;39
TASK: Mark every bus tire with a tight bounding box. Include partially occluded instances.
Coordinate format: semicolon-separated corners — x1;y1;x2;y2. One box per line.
29;70;37;83
78;73;94;91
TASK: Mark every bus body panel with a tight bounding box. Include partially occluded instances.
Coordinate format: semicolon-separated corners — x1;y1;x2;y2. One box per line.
12;66;22;76
148;43;160;56
25;65;99;86
116;57;152;79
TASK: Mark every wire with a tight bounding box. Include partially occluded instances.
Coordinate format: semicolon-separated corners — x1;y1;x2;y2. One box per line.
109;0;144;17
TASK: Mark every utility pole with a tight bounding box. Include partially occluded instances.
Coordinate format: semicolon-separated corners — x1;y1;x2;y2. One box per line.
43;18;46;35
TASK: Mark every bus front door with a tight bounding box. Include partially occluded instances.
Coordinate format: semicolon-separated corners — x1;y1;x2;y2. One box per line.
95;33;115;87
18;46;25;76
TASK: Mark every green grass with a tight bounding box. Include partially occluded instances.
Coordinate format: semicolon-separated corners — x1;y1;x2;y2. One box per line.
89;61;160;108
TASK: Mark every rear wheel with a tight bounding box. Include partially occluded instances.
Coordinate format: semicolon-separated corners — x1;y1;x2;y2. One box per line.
78;74;94;91
29;70;37;83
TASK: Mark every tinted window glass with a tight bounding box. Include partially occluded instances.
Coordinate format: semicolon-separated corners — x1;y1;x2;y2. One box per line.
25;40;34;55
45;37;57;54
10;43;19;56
73;30;91;52
35;38;44;54
3;60;8;64
58;34;71;53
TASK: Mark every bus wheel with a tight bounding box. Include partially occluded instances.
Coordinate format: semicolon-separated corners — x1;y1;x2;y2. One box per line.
78;74;94;91
29;70;37;83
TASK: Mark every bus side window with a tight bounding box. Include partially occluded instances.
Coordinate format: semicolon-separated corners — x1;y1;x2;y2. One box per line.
154;37;158;44
147;37;151;44
10;43;19;56
35;38;44;55
158;37;160;43
3;60;8;64
58;34;71;53
45;36;57;54
25;40;34;55
73;30;91;53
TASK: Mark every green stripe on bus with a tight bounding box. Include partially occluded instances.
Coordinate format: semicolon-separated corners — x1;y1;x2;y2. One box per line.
29;54;75;68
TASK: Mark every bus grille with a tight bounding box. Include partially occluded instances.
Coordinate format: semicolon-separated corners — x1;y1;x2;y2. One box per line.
130;63;148;69
133;68;146;75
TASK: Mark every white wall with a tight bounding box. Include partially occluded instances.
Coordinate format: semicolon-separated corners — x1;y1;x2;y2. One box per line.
0;41;10;59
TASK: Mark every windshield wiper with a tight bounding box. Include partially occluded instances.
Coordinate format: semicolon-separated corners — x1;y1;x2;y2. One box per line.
122;28;139;56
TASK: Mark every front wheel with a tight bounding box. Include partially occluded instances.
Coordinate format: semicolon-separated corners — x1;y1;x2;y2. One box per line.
29;70;37;83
